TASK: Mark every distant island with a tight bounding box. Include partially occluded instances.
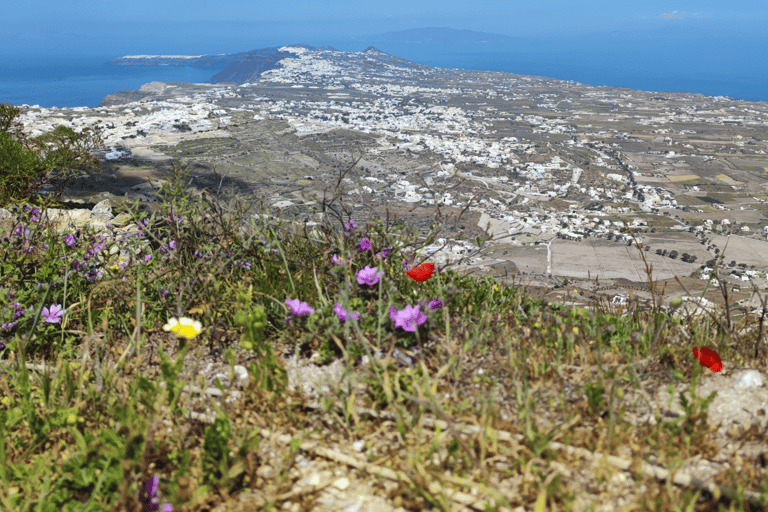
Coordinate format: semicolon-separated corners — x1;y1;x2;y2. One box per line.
349;26;523;44
110;52;250;68
109;44;425;85
109;45;340;81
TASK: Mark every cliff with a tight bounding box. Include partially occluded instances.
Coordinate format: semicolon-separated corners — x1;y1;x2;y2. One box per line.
210;44;338;84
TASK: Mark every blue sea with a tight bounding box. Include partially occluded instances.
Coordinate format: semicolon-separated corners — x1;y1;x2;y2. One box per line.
1;33;766;109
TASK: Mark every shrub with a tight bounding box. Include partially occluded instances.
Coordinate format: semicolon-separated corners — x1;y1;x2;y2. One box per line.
0;103;104;209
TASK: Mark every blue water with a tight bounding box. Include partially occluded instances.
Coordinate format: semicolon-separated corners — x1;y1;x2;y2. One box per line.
1;34;766;109
0;59;223;109
368;37;768;103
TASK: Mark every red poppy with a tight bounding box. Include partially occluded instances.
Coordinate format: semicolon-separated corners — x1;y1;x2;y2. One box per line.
693;346;723;373
406;263;434;282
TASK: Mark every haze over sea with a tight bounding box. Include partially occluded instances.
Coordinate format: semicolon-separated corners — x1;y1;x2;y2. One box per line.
1;16;767;108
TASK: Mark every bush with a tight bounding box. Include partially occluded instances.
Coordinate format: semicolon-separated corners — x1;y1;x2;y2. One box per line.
0;103;104;208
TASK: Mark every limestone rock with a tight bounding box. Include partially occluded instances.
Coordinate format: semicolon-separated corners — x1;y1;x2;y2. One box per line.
734;370;763;389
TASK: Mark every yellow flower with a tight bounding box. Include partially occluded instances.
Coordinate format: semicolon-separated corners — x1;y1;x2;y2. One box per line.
571;289;578;297
67;413;77;424
572;327;579;334
163;317;202;339
534;322;541;329
109;257;125;270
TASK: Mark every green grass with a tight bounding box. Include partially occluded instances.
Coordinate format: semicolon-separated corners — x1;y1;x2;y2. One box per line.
1;159;768;510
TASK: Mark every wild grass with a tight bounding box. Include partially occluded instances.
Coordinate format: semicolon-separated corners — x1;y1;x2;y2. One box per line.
0;155;767;511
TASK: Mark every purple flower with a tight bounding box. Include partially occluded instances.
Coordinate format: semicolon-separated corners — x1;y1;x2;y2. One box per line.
345;219;355;232
375;246;392;260
0;342;5;351
420;299;443;310
145;475;159;499
389;305;427;332
159;240;177;254
285;298;314;317
161;289;169;298
333;303;359;322
194;250;204;258
331;254;344;266
357;237;372;252
143;254;153;264
428;299;443;310
41;304;66;324
241;261;251;269
88;241;105;256
141;475;173;512
356;265;382;286
86;270;103;283
2;321;18;331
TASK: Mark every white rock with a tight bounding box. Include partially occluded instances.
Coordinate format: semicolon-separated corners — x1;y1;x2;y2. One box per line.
343;501;362;512
234;365;249;387
734;370;763;389
332;477;350;490
256;465;275;479
213;372;230;387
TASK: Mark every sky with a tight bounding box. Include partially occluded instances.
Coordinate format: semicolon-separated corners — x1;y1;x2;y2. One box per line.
1;0;766;65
